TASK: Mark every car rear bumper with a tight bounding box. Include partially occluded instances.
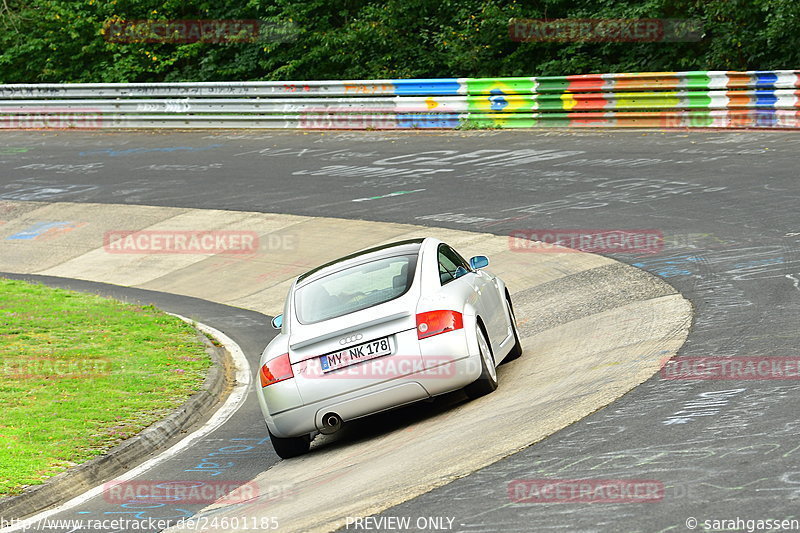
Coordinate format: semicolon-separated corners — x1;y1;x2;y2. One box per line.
259;327;482;438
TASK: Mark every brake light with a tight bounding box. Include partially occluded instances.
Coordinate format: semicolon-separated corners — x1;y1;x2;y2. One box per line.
416;310;464;340
260;353;293;387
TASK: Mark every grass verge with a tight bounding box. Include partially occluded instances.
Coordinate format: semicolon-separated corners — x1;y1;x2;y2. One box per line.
0;278;211;497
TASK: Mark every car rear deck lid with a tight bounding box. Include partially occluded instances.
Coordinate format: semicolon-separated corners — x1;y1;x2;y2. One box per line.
289;311;411;351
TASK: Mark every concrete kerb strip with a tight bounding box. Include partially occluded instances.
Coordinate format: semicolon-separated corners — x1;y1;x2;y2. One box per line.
0;201;693;530
0;314;231;522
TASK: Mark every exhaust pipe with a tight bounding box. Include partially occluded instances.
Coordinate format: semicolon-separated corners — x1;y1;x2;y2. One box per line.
320;412;343;435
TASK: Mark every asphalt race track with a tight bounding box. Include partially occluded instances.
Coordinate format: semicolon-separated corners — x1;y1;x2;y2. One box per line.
1;129;800;532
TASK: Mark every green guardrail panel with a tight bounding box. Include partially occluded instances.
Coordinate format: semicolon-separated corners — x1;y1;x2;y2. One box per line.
683;92;714;108
466;94;537;113
680;71;714;90
464;77;536;96
533;77;572;94
613;92;681;109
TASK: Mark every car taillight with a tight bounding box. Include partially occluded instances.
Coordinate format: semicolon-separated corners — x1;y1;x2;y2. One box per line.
260;353;293;387
416;310;464;340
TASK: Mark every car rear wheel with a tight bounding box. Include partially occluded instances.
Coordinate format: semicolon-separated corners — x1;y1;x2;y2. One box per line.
268;428;311;459
502;296;523;363
464;325;498;399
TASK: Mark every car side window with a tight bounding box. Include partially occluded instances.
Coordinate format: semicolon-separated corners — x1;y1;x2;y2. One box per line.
438;244;471;285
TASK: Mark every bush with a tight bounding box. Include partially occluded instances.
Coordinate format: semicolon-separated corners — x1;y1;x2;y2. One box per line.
0;0;796;83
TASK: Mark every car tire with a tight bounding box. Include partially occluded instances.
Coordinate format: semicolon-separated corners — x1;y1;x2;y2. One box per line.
502;296;523;363
268;428;311;459
464;325;498;399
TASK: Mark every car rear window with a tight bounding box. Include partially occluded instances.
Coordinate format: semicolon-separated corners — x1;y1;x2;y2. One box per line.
294;254;417;324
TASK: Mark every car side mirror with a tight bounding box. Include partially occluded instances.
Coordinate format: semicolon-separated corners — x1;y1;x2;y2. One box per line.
271;314;283;330
469;255;489;269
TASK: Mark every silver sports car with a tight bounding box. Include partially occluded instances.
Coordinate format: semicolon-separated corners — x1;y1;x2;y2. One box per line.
256;237;522;458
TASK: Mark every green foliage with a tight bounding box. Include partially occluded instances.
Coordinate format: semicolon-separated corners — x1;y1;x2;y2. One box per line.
0;0;797;83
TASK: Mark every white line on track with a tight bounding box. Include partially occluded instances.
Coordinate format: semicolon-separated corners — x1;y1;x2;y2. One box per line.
0;316;252;533
351;189;426;202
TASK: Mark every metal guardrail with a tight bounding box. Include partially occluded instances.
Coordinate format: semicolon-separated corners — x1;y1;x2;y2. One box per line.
1;70;798;129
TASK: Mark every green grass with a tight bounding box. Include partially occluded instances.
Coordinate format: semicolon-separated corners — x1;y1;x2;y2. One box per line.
0;279;211;496
456;117;504;130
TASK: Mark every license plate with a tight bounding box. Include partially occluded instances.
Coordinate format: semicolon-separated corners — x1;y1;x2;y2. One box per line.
320;336;392;373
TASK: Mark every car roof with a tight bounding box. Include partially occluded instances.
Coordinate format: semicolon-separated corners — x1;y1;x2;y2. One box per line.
297;238;426;284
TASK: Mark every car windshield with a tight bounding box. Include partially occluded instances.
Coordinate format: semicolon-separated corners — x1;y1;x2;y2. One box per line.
294;254;417;324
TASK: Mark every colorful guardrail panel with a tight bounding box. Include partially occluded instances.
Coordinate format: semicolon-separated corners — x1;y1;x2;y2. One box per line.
0;70;798;129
